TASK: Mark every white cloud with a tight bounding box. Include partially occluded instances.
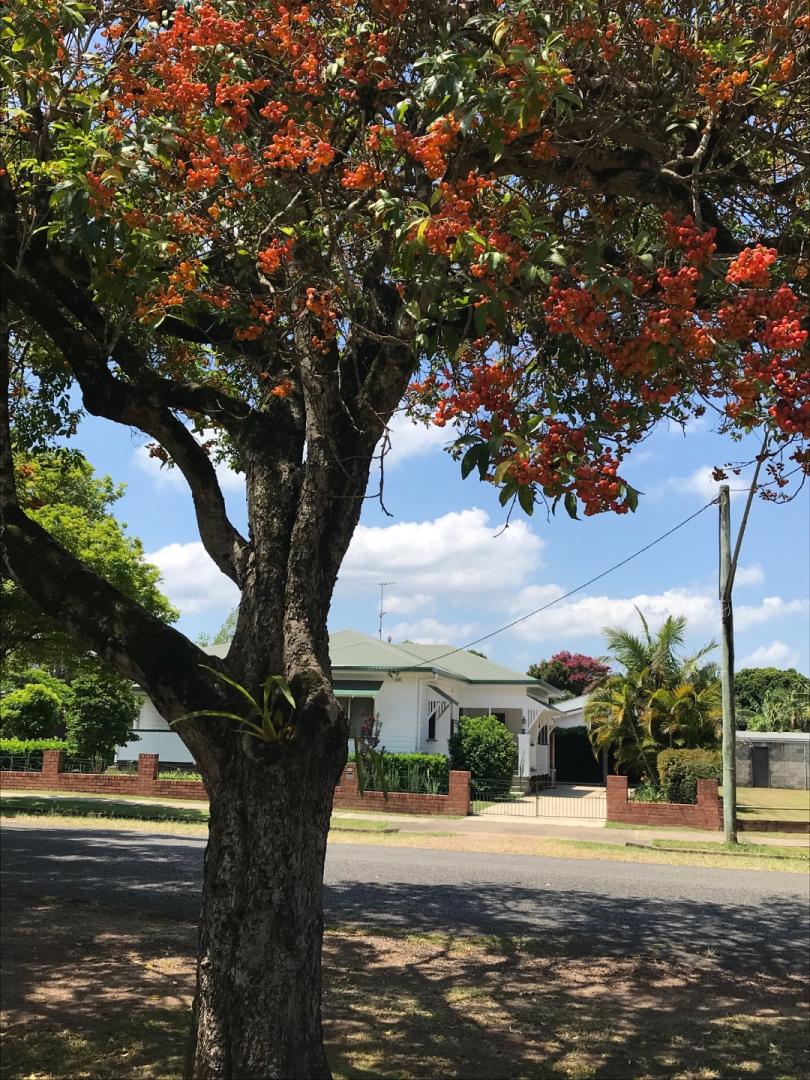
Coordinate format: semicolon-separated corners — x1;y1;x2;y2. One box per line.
660;465;745;503
379;411;453;468
738;640;800;669
389;617;478;644
134;432;245;494
506;585;808;643
339;508;544;596
734;563;765;587
145;541;239;615
384;592;434;615
736;596;809;629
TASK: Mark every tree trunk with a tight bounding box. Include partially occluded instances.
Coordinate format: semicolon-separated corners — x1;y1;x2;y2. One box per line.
186;724;345;1080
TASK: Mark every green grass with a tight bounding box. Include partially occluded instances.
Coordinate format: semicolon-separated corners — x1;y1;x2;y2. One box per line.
0;794;210;825
0;794;393;833
731;786;810;822
650;838;810;860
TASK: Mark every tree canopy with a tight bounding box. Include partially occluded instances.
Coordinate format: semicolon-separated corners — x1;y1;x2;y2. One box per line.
3;0;808;525
528;651;610;696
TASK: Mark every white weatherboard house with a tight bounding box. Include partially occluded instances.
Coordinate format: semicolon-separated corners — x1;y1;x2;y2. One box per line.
117;629;563;779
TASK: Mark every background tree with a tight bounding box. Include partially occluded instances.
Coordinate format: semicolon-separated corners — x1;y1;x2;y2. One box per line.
1;1;807;1076
197;608;238;649
585;613;720;777
0;682;62;739
1;451;178;673
528;651;611;697
64;669;140;760
735;667;810;727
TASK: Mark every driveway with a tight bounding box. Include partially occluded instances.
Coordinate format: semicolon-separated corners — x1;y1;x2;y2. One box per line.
2;824;808;975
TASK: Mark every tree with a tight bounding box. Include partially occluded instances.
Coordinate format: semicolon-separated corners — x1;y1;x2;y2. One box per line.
1;2;807;1075
735;667;810;726
65;668;140;759
1;452;178;672
528;652;610;696
197;608;238;649
585;612;720;776
0;682;62;739
449;714;516;787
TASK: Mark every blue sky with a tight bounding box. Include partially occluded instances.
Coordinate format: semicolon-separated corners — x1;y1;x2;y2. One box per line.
73;411;810;676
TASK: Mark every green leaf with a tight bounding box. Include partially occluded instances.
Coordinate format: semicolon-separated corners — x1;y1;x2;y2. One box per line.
461;443;481;479
199;664;262;717
564;492;579;519
265;674;296;710
518;485;535;516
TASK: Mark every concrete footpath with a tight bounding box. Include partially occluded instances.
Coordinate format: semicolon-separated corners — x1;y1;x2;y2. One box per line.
2;787;807;848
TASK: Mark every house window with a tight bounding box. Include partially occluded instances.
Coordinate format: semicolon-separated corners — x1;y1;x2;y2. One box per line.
537;725;548;746
344;697;376;731
427;712;436;741
450;714;456;738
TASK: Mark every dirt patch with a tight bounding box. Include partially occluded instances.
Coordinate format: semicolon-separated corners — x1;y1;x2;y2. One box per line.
1;897;808;1079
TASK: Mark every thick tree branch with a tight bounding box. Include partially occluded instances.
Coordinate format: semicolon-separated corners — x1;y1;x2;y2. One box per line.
3;273;249;584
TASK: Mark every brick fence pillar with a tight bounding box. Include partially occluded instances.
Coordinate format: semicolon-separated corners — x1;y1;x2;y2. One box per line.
447;770;471;815
696;779;723;830
338;762;360;797
606;774;629;819
137;753;159;794
41;750;64;782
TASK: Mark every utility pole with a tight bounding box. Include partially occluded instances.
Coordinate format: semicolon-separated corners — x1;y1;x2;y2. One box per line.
718;437;768;845
718;485;737;843
377;581;396;640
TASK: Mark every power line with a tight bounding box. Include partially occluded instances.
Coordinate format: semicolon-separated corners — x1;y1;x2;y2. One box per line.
423;498;719;665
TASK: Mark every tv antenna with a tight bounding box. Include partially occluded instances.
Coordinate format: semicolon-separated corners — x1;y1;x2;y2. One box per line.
377;581;396;639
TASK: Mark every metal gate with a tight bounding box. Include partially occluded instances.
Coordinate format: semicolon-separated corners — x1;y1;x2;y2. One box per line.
471;781;606;820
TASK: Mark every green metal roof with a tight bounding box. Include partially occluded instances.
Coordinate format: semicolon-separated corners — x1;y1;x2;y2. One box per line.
205;630;550;690
328;630;544;686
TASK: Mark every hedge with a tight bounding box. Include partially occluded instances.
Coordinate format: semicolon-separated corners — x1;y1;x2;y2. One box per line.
348;751;449;794
0;738;70;754
657;749;722;804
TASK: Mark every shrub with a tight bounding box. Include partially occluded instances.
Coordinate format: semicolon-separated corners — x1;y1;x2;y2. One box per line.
159;767;204;782
657;749;722;804
348;751;448;793
449;715;515;786
631;779;668;803
0;683;62;739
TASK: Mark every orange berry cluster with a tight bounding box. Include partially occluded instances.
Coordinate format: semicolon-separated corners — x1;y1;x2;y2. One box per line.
725;244;777;287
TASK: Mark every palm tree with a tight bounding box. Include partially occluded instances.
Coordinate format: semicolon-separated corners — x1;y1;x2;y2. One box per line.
585;670;658;778
585;609;720;775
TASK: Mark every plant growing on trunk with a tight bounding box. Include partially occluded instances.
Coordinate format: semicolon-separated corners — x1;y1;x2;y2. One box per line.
1;1;807;1076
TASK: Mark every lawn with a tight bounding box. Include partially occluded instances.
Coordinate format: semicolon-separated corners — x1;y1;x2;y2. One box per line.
1;896;807;1080
732;787;810;823
0;795;391;833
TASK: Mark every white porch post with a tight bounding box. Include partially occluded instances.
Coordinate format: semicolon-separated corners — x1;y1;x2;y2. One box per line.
517;733;532;779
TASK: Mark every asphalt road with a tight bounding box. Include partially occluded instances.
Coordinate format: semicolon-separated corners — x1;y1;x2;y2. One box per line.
2;824;808;974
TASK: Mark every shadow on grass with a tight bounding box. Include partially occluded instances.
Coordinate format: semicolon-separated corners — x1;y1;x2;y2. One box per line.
1;895;808;1080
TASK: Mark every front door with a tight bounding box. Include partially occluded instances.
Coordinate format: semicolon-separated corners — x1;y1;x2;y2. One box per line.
751;745;770;788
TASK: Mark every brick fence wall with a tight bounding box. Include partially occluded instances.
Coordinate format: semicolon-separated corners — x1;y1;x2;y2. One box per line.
606;775;722;830
1;752;472;815
333;763;471;815
0;751;208;801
